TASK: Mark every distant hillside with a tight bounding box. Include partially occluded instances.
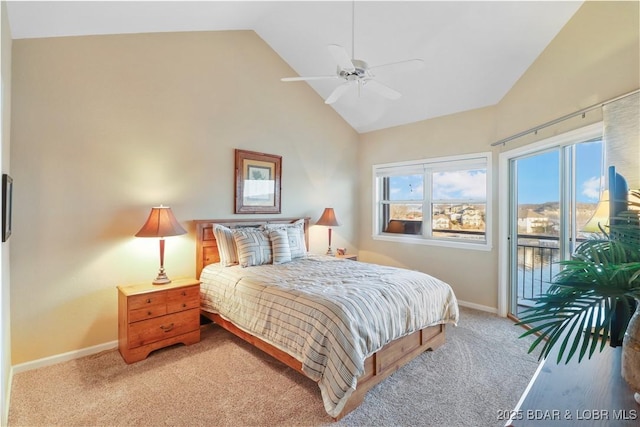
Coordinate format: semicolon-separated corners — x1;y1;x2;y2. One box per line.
519;202;597;223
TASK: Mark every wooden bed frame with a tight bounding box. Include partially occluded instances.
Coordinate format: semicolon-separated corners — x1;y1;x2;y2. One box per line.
194;217;447;420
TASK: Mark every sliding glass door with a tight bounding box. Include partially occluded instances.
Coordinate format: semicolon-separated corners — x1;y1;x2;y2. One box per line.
507;133;604;319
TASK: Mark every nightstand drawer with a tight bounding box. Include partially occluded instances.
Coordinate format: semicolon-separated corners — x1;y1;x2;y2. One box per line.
128;305;167;323
167;285;199;313
127;308;199;348
128;292;167;311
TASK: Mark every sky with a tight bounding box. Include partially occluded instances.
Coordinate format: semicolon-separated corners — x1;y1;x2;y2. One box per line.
389;169;486;202
517;140;603;204
387;139;603;205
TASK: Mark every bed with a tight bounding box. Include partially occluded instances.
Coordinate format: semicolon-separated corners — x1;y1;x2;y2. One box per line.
194;217;459;420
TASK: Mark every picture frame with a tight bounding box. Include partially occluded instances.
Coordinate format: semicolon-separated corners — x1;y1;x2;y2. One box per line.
2;174;12;242
234;149;282;214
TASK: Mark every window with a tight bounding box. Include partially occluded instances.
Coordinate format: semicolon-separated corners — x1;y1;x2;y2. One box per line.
373;152;491;250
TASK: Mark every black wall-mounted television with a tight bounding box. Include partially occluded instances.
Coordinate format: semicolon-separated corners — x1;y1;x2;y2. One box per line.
607;165;634;347
609;165;628;223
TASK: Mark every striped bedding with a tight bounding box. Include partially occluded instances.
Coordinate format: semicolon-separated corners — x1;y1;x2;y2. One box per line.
200;254;459;417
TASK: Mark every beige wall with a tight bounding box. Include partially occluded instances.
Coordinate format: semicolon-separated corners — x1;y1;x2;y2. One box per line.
358;1;639;309
495;0;640;149
10;30;358;364
1;0;12;422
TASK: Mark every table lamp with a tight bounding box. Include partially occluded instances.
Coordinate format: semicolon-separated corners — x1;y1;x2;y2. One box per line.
582;191;610;233
316;208;341;255
135;205;187;284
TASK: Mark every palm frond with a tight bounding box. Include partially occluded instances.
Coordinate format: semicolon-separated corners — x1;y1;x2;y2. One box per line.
516;291;610;363
516;190;639;364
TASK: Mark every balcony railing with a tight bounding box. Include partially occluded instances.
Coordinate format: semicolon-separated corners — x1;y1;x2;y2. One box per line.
515;234;588;316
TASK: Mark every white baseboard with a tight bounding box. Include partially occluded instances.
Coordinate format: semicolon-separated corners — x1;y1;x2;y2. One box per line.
12;340;118;375
457;299;498;315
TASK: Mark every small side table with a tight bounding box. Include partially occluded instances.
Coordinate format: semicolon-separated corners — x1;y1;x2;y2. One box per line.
117;277;200;363
336;254;358;261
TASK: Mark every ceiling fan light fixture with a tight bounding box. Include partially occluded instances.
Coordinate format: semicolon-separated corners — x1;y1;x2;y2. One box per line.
280;3;423;105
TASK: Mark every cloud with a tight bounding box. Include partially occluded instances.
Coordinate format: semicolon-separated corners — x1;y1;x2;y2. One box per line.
432;170;486;199
581;176;602;200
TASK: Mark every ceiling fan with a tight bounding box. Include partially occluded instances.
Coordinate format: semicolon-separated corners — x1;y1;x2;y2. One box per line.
280;3;424;105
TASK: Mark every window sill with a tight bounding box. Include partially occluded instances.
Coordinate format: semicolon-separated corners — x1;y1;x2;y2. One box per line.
372;234;492;251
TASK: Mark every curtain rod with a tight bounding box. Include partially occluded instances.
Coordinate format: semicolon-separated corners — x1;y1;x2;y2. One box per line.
491;89;640;147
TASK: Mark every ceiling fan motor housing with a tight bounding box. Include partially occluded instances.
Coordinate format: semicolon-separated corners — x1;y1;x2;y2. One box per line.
338;59;370;80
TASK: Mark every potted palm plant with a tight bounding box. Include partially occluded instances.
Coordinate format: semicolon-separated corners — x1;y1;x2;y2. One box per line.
517;190;640;375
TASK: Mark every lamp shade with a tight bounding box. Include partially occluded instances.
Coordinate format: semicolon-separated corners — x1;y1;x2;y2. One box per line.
316;208;341;227
135;206;187;238
582;191;610;233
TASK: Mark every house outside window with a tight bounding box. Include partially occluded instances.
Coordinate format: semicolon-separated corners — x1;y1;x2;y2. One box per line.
373;152;492;251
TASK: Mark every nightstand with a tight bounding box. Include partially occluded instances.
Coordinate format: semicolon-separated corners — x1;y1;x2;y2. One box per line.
117;277;200;363
336;254;358;261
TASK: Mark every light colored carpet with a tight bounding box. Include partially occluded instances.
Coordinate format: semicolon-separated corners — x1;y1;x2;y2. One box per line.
8;307;539;426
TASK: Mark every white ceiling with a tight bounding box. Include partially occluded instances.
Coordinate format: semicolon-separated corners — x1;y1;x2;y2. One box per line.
6;1;583;133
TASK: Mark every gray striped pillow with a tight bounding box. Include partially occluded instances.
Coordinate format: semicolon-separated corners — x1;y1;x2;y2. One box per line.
264;219;307;259
213;224;238;266
269;229;292;264
232;228;273;267
287;221;307;259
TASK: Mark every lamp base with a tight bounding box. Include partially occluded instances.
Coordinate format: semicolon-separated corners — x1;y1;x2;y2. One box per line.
326;247;334;256
152;269;171;285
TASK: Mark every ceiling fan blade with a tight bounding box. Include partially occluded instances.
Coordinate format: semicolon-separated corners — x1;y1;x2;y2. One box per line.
369;58;425;73
363;79;402;100
327;44;355;72
281;75;338;82
325;82;354;104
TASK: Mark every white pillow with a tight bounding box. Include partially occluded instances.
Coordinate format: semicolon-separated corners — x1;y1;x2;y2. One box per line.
232;228;273;267
269;229;292;264
213;224;238;266
264;219;307;259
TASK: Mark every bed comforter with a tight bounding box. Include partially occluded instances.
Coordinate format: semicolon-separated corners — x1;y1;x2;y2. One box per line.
200;254;459;417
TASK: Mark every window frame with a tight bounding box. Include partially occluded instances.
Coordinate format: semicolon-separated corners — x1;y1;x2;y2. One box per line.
372;152;492;251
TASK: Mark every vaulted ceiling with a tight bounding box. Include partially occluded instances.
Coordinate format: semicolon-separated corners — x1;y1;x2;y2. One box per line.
6;1;583;133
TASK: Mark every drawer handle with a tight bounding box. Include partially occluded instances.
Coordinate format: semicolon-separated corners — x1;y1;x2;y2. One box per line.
181;291;187;296
146;298;152;304
160;323;175;332
147;311;152;316
182;303;187;308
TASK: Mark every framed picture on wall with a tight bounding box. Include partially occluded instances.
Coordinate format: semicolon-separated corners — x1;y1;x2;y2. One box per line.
235;149;282;214
2;174;12;242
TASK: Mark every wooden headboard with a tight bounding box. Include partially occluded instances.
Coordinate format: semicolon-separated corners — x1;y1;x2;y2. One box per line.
194;217;310;279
